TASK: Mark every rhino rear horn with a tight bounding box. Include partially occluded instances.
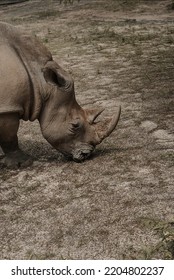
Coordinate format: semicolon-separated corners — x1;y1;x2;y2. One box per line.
86;107;105;124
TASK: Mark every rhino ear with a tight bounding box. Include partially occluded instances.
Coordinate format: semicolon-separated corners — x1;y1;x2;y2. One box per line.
43;65;66;87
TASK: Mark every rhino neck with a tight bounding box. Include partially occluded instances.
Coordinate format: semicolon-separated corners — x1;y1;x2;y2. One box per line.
10;32;53;121
38;90;58;140
11;44;46;122
27;66;45;122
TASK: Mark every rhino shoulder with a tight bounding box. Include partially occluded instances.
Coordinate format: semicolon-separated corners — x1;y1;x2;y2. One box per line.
0;21;52;65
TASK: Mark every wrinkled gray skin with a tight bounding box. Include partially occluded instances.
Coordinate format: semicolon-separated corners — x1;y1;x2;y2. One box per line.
0;22;121;168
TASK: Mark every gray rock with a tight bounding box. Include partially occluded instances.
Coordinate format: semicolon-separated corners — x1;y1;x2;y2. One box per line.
140;121;158;132
152;129;174;141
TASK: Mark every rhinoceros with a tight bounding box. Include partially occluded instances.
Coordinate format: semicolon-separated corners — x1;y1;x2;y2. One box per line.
0;22;121;168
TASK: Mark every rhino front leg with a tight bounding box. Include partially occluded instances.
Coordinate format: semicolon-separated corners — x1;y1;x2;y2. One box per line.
0;113;32;168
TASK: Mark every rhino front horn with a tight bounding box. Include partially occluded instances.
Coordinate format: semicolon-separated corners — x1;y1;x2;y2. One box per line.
95;105;121;144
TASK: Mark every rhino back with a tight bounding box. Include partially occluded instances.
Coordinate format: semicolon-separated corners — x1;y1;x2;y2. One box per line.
0;22;52;65
0;22;52;121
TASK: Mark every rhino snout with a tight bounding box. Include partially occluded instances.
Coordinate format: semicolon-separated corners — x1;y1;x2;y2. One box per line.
72;145;95;162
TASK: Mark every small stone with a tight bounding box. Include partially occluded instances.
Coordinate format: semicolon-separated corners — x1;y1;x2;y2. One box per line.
140;121;158;132
152;130;174;141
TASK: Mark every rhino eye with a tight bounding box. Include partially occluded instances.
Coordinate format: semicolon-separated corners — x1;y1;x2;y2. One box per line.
70;120;82;133
72;122;81;129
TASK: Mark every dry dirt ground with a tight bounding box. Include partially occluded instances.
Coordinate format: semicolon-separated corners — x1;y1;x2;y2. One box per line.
0;0;174;259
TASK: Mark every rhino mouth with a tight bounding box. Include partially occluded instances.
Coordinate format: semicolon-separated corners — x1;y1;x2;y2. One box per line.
62;145;94;162
72;144;95;162
72;151;92;162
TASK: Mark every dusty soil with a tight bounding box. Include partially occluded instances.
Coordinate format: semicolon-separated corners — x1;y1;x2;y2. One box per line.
0;0;174;259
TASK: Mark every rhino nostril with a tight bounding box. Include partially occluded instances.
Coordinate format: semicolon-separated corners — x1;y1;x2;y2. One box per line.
81;151;87;156
73;151;91;162
81;151;92;160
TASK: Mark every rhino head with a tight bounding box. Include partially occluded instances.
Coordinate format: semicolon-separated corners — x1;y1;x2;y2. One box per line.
39;61;121;162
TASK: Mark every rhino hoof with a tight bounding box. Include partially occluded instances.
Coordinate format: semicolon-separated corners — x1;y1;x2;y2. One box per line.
1;150;33;169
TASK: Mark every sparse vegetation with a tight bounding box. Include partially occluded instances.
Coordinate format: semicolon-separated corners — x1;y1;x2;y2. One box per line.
138;218;174;259
155;222;174;259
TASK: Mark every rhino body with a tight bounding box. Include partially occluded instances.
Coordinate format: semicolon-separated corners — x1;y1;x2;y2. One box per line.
0;22;121;168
